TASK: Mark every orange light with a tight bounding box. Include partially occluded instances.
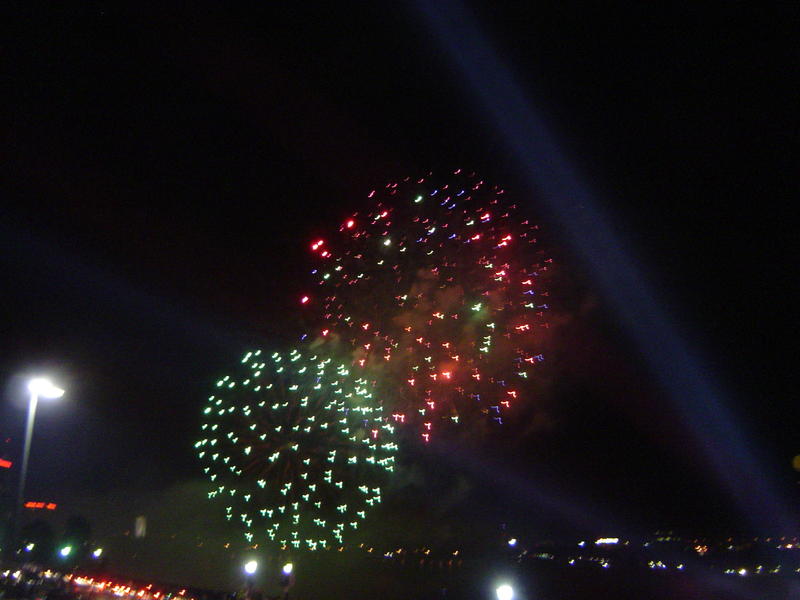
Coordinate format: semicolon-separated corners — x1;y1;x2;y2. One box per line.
0;458;11;469
24;501;55;510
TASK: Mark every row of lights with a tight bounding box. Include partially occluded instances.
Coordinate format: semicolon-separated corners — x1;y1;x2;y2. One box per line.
242;560;293;577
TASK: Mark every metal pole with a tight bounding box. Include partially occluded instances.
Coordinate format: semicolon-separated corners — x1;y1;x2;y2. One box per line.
14;391;38;542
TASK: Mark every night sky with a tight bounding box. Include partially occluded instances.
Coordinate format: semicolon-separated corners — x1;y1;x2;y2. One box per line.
1;2;797;560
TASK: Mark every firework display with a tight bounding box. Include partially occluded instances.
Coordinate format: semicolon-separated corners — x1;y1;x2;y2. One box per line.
196;348;397;550
302;170;551;441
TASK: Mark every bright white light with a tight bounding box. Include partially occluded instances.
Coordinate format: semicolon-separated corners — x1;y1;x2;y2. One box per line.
28;378;65;399
92;548;103;558
243;560;258;575
282;562;293;575
59;546;72;557
496;584;514;600
25;543;35;551
595;537;619;545
507;538;517;547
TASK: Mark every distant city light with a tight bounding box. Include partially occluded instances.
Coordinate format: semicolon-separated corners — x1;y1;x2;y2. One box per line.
243;560;258;575
92;548;103;558
59;546;72;557
496;584;514;600
25;543;35;552
24;501;57;510
595;537;619;545
282;562;293;575
507;538;517;547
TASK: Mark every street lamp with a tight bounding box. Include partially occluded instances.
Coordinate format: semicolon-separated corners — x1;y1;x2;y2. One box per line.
496;584;514;600
14;377;64;540
243;560;258;576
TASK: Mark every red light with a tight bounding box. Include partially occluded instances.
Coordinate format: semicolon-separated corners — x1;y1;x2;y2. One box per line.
300;296;310;304
24;501;55;509
0;458;11;469
346;219;355;228
311;239;325;251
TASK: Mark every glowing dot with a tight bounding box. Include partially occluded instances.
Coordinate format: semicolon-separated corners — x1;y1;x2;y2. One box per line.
496;584;514;600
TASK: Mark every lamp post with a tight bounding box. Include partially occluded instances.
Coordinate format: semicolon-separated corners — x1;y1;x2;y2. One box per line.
14;377;64;542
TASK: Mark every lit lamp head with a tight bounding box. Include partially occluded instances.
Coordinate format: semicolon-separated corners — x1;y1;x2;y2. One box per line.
59;546;72;558
28;378;65;399
496;584;514;600
243;560;258;576
282;563;293;575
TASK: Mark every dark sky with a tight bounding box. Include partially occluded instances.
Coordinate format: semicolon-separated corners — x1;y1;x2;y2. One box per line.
1;3;797;544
